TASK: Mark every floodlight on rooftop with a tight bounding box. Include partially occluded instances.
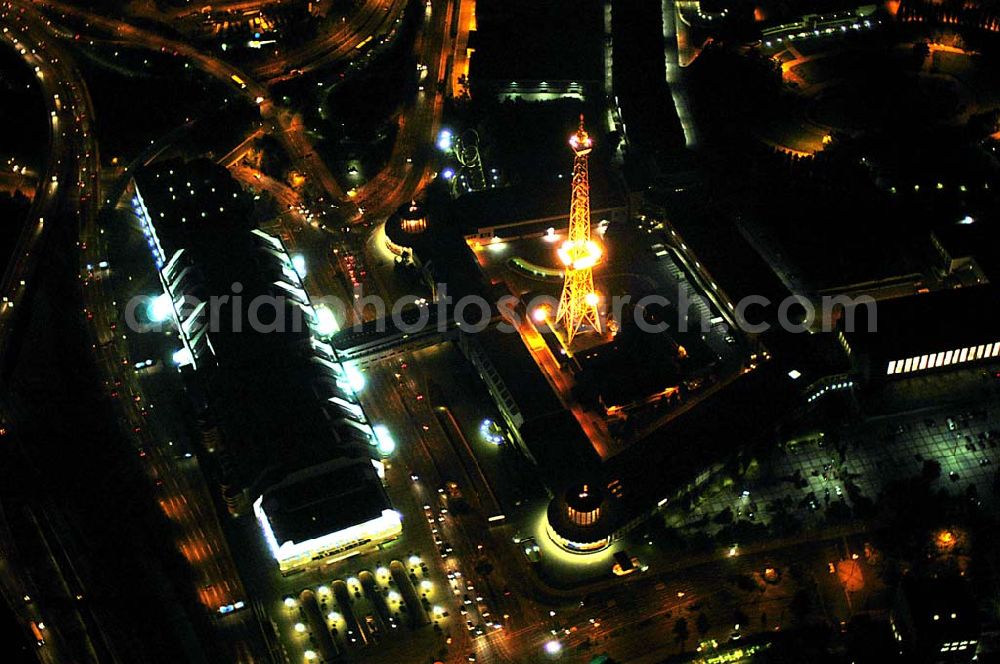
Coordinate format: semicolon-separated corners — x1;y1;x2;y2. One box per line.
373;425;396;456
149;292;172;322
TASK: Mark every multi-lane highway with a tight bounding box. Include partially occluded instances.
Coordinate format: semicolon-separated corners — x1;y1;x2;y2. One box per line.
251;0;410;82
121;0;409;84
1;3;272;661
0;2;98;360
352;0;455;220
76;161;272;662
0;3;104;661
358;354;556;663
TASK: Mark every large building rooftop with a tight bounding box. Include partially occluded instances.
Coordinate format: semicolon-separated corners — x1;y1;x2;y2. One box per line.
608;360;800;517
840;285;1000;361
469;0;603;88
839;284;1000;380
132;160;387;525
259;457;392;548
448;164;626;239
459;325;602;487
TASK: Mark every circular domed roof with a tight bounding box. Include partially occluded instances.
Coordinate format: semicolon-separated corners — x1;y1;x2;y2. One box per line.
384;200;432;257
395;200;428;235
565;483;603;514
546;479;617;553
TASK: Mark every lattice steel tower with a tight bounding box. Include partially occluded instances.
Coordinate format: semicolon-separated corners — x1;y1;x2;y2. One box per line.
556;116;603;346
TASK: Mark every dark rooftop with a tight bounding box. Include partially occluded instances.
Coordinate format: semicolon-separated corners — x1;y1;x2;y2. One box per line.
897;576;980;646
133;159;255;260
934;221;1000;283
468;327;601;485
475;326;564;423
447;164;624;236
840;284;1000;360
261;458;391;546
652;187;793;318
134;160;377;497
608;360;798;516
469;0;603;85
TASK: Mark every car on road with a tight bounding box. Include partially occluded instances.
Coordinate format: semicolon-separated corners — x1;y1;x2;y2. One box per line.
521;539;541;563
612;551;647;576
30;621;45;646
133;358;158;372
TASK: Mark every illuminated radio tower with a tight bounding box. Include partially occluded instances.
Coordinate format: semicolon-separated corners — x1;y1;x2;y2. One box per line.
556;116;603;346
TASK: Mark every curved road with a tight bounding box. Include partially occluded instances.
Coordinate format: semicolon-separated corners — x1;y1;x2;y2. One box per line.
29;0;348;205
0;2;102;661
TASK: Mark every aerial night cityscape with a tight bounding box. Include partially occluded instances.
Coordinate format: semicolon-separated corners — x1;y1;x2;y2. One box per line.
2;0;1000;663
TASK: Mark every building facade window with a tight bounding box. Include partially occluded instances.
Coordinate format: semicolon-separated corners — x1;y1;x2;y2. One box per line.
885;341;1000;376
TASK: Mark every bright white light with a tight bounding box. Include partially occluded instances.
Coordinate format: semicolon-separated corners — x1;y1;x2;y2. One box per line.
441;168;455;180
172;347;193;367
958;215;975;225
437;129;453;151
420;579;432;590
284;597;297;608
373;424;396;456
317;585;330;595
294;622;306;633
376;566;389;577
388;591;401;602
291;254;307;278
787;369;802;380
544;640;562;655
314;304;338;338
408;555;421;566
345;363;366;393
149;293;172;322
304;650;317;661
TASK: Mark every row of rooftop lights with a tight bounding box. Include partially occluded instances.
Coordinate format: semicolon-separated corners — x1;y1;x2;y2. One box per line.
764;18;875;48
